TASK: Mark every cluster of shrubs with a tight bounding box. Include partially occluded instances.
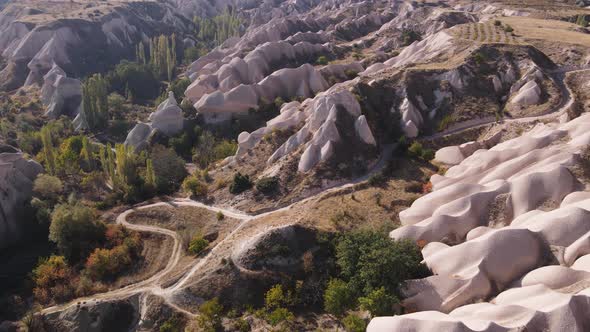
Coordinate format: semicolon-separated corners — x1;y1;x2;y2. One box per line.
32;201;142;305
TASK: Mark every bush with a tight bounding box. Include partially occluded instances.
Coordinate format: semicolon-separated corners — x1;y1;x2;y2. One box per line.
33;174;63;201
188;235;209;255
49;203;106;262
183;176;208;197
265;308;294;326
422;148;435;161
265;285;294;310
473;52;486;65
168;78;191;101
358;287;399;316
233;318;251;332
256;176;279;195
229;172;252;194
107;93;126;119
504;24;514;33
31;197;51;225
183;46;202;64
216;211;225;221
407;142;434;161
32;255;75;304
401;29;421;46
324;279;355;317
343;314;367;332
316;56;329;65
213;139;238;160
84;227;141;281
408;141;423;157
194;298;223;332
494;20;502;26
367;172;386;186
160;314;185;332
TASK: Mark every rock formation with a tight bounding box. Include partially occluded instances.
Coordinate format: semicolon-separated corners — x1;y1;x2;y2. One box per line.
41;63;82;119
370;112;590;331
0;146;43;249
125;92;184;151
0;1;194;91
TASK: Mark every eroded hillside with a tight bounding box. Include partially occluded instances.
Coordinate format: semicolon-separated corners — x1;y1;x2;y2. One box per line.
2;0;590;331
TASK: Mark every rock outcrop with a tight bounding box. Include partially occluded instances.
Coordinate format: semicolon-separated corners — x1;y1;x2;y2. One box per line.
125;92;184;151
0;1;193;91
234;84;377;173
195;63;329;124
370;112;590;331
0;146;43;249
41;63;82;119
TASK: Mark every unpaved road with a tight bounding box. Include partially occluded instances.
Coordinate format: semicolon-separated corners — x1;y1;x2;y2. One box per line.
423;66;589;141
41;66;589;320
40;144;394;318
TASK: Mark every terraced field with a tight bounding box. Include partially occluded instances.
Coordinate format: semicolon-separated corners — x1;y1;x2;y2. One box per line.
452;22;521;44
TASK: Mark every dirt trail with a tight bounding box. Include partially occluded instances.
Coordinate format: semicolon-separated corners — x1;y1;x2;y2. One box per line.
423;66;590;141
41;66;589;321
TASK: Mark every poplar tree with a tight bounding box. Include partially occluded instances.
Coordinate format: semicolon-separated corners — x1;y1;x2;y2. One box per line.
81;136;94;170
145;158;156;188
82;74;109;131
41;127;56;175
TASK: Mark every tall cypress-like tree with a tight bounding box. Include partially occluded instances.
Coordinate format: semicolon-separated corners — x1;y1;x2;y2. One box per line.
145;158;156;188
82;74;109;132
41;127;56;175
81;136;94;170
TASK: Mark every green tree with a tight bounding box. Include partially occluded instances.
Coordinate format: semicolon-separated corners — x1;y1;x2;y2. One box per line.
151;145;187;194
106;61;161;101
40;126;56;175
81;136;95;170
49;203;106;262
336;231;427;296
81;74;109;132
145;158;157;190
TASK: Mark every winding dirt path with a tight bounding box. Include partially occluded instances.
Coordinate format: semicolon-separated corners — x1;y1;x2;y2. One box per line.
41;66;590;321
423;66;590;141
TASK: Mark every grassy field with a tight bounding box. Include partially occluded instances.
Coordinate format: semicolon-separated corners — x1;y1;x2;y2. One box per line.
498;16;590;47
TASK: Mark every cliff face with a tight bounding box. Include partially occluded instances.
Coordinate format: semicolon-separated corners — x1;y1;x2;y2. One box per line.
0;147;43;250
0;1;194;91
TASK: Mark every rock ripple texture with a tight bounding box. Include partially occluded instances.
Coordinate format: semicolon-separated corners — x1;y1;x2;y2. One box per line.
370;113;590;331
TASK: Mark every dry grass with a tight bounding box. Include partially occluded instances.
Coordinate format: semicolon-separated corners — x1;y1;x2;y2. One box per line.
451;22;521;44
126;205;240;250
498;16;590;47
6;0;153;24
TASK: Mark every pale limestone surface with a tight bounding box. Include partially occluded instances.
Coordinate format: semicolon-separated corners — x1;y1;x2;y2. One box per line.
125;92;184;151
41;63;82;119
371;113;590;331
